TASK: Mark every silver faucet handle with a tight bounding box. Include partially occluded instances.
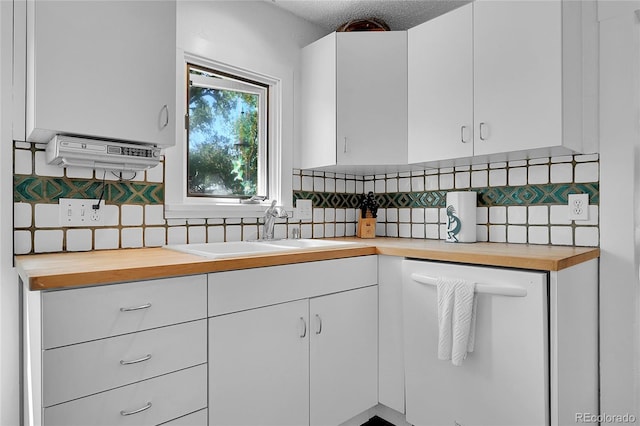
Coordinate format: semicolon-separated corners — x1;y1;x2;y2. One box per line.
292;227;300;239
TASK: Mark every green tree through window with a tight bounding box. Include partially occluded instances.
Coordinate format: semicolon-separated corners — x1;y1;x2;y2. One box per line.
187;65;267;198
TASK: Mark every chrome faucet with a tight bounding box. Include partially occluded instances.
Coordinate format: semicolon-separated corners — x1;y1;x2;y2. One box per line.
263;200;289;240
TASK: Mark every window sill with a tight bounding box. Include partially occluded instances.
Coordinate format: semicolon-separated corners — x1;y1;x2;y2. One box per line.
164;202;293;219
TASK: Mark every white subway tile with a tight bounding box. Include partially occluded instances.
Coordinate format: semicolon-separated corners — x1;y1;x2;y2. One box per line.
208;218;224;225
582;205;599;226
550;226;573;245
412;208;425;223
376;208;386;222
386;208;398;222
575;227;599;247
508;160;527;167
335;208;346;222
386;223;399;237
528;226;549;244
574;162;599;183
508;168;527;186
575;154;599;162
66;167;94;179
439;167;454;174
355;180;364;193
508;206;527;224
35;204;60;228
550;205;571;225
225;225;242;242
425;208;439;223
455;172;471;189
364;180;375;193
551;155;574;163
207;226;225;243
528;206;549;225
313;177;324;192
529;157;549;165
188;226;206;244
455;165;470;172
398;223;411;238
471;170;488;188
489;162;507;169
471;163;488;170
439;224;448;239
324;208;335;222
301;224;313;238
488;225;507;242
146;163;164;183
144;227;166;247
335;223;346;237
167;226;187;244
346;179;356;193
411;224;425;238
121;205;143;226
66;229;92;251
14;230;32;255
425;175;439;191
121;228;143;248
386;178;398;192
425;224;439;239
15;141;31;149
14;203;32;228
345;223;356;237
375;179;386;193
95;228;119;250
103;204;120;226
476;206;488;224
225;218;242;225
302;176;313;191
399;208;411;223
550;163;573;183
507;225;527;243
439;174;454;190
489;169;507;186
528;165;549;184
274;224;288;239
144;205;165;226
313;223;324;238
346;208;357;222
398;177;411;192
335;179;346;193
489;206;507;224
411;176;425;192
325;178;336;192
476;225;489;242
34;230;63;253
14;149;33;175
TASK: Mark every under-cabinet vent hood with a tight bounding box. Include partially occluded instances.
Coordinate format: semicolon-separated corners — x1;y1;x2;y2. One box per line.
45;135;161;172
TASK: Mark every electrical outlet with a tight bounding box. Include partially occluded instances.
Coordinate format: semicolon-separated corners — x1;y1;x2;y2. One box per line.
295;199;313;220
59;198;105;227
568;193;589;221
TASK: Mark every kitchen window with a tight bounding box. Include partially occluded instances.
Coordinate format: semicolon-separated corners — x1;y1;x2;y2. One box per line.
165;54;285;218
187;64;268;199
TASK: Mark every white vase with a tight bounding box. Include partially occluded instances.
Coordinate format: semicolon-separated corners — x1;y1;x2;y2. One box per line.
445;191;477;243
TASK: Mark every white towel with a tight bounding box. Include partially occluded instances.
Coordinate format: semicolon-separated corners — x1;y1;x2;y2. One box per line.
437;277;477;366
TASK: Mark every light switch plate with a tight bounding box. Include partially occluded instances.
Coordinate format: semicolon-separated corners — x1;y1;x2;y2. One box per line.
59;198;105;227
568;193;589;221
295;199;313;220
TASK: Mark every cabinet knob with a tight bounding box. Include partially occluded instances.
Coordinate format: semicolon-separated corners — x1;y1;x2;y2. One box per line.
120;354;152;365
343;137;348;153
119;302;152;312
299;317;307;338
314;314;323;335
461;125;469;143
161;104;169;129
120;402;152;416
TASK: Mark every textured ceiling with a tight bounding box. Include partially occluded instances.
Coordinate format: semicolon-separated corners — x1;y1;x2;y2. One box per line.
267;0;471;32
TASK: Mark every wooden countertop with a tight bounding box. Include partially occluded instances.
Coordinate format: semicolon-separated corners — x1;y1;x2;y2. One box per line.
16;238;599;291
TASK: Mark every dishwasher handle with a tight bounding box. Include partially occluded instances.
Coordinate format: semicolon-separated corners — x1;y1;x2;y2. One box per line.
410;273;528;298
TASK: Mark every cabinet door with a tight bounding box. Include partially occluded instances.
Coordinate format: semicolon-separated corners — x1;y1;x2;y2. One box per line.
309;286;378;426
473;0;562;155
408;4;473;163
209;300;309;426
29;0;176;146
336;32;407;166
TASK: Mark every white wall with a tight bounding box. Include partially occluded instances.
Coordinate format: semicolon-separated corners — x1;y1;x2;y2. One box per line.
1;1;20;425
599;1;640;422
172;0;327;190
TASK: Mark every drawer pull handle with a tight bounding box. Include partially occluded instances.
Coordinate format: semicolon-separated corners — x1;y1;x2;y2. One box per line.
299;317;307;338
120;354;152;365
314;314;322;335
120;402;152;416
120;303;152;312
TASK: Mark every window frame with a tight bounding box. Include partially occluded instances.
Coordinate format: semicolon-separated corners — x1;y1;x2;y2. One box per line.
165;52;285;219
186;68;268;200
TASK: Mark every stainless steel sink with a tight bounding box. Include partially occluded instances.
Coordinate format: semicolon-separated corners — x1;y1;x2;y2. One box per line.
163;239;358;259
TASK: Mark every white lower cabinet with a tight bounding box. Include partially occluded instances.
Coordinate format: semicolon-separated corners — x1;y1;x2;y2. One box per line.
23;275;208;426
208;256;379;426
44;364;207;426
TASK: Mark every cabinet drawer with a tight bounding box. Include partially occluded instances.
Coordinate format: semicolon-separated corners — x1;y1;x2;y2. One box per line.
43;364;207;426
208;256;378;316
160;409;207;426
43;320;207;407
42;275;207;349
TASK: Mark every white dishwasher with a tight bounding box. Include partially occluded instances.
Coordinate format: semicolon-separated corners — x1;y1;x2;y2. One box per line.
402;259;549;426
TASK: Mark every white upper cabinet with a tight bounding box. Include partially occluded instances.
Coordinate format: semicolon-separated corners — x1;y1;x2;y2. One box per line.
301;31;408;171
408;0;598;166
23;0;176;146
408;4;473;163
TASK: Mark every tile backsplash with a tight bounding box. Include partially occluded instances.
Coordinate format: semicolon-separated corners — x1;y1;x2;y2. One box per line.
13;141;599;254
